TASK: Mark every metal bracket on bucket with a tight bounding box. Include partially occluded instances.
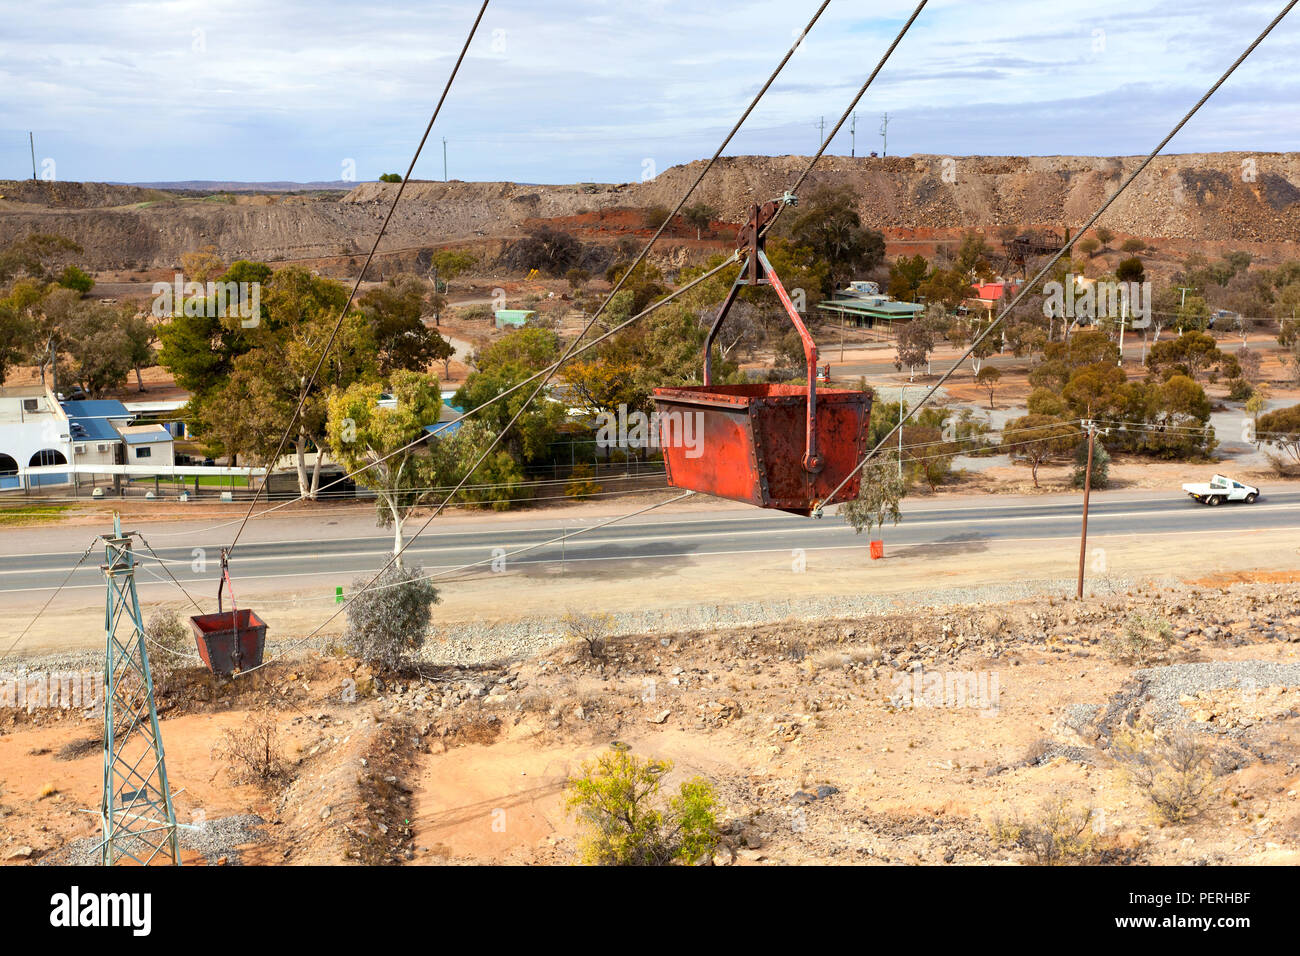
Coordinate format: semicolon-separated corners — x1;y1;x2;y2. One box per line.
217;548;236;617
216;548;242;669
703;196;823;474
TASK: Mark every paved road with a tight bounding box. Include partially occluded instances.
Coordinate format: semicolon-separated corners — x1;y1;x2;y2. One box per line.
1;490;1296;598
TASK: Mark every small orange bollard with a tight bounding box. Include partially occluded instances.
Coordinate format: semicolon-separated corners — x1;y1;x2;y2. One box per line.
869;540;885;560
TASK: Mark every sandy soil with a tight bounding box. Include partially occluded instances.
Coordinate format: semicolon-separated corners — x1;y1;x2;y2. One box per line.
4;577;1298;867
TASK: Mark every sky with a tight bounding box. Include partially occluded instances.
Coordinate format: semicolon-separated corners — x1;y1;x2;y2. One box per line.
1;0;1297;185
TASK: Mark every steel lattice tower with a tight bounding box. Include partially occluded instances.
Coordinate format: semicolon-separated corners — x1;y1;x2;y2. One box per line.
100;514;180;866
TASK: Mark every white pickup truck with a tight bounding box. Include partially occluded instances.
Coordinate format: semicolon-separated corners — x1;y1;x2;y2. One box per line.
1182;474;1259;506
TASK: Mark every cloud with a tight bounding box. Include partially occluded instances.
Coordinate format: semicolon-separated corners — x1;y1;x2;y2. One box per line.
0;0;1294;183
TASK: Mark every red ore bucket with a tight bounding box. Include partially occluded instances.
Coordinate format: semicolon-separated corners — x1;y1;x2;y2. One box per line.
189;609;268;676
653;383;872;517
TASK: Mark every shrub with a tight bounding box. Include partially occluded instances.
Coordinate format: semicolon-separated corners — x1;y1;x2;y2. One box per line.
144;608;196;687
215;708;288;790
564;610;614;662
1226;378;1254;402
842;454;904;534
989;796;1098;865
1071;438;1110;489
1105;611;1175;664
564;463;603;499
1113;723;1215;823
566;749;719;865
57;265;94;294
344;562;440;670
378;173;402;183
643;205;673;230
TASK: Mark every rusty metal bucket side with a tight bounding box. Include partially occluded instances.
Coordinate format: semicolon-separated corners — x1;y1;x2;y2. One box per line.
747;388;873;514
654;387;765;507
654;384;873;515
188;609;268;676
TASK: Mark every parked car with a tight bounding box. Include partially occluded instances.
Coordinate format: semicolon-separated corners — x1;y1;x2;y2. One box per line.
1181;474;1259;505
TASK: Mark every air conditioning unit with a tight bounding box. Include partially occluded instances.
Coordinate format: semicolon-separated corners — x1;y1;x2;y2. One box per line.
74;444;87;455
97;443;111;453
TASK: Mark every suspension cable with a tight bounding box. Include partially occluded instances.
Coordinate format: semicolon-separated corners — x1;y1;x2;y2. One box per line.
819;0;1298;512
762;0;929;237
289;3;840;639
226;0;490;557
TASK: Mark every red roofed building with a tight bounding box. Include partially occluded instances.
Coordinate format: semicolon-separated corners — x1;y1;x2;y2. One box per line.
966;280;1021;317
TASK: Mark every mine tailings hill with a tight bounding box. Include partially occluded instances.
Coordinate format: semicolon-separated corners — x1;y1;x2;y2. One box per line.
2;153;1297;271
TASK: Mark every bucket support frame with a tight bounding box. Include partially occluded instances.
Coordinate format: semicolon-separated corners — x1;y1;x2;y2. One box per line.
704;196;822;473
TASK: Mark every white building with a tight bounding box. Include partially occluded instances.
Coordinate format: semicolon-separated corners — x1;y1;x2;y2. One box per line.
117;424;175;467
0;386;72;490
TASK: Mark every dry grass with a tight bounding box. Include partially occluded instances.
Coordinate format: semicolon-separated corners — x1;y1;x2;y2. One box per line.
1113;723;1216;823
1104;611;1176;664
213;708;289;791
989;796;1099;865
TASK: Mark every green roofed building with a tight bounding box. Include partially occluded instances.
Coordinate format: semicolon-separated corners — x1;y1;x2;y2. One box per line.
494;309;535;329
816;293;924;331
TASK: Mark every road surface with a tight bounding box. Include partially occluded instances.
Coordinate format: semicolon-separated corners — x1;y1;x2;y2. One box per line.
2;489;1295;599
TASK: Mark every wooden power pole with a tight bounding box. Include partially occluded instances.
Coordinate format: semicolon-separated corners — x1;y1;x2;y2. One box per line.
1076;422;1096;599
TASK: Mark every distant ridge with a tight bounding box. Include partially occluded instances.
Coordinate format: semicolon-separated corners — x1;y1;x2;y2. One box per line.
114;180;355;192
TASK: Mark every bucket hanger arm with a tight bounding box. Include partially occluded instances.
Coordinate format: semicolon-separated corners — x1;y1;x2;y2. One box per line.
701;195;822;473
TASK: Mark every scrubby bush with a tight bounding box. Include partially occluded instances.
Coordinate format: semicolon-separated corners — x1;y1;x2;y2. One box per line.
642;205;673;230
1114;723;1215;823
1071;438;1110;489
1105;611;1175;664
57;265;94;294
566;749;719;865
564;610;614;662
989;796;1098;865
215;707;288;790
564;463;602;499
144;608;196;687
344;563;439;670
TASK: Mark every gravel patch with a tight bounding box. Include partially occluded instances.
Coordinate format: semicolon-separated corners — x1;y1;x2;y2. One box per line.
6;575;1137;674
40;813;268;866
419;575;1135;667
1133;660;1300;730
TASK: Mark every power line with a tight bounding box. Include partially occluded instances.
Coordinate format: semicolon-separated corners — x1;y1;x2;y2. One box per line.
818;0;1298;512
764;0;928;237
233;490;697;677
249;2;840;648
226;0;490;558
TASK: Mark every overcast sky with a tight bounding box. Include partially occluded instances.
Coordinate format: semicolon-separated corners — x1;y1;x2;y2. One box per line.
1;0;1296;185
